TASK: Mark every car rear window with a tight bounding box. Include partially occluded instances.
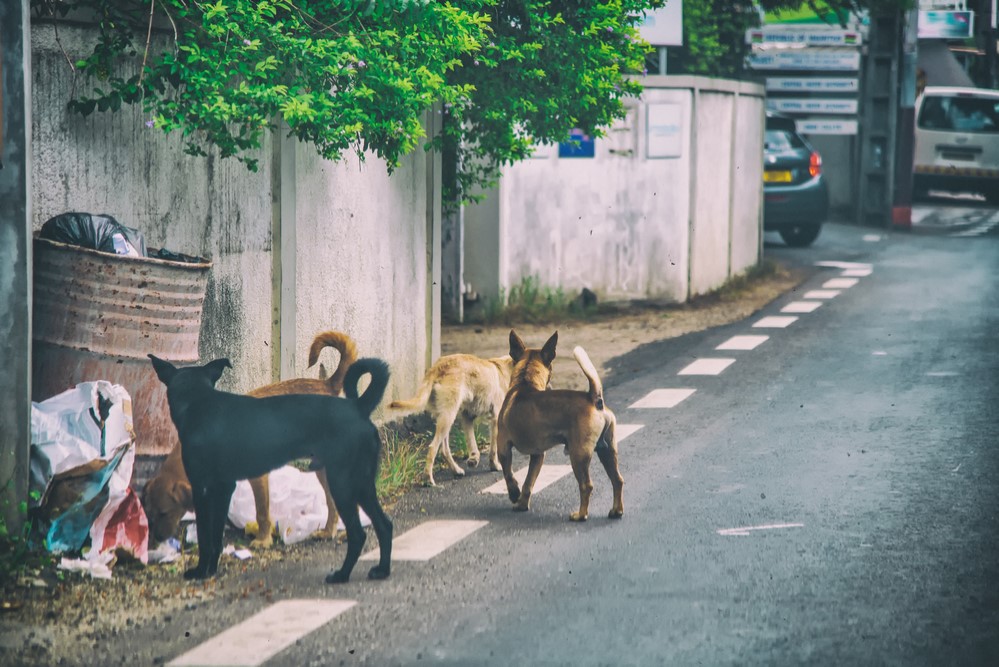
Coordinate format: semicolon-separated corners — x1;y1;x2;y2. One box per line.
764;129;805;151
917;95;999;133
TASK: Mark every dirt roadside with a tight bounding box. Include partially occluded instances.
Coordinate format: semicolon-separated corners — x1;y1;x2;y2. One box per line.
441;261;809;392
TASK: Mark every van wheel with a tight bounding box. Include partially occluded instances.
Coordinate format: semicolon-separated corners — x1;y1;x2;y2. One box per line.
779;225;821;248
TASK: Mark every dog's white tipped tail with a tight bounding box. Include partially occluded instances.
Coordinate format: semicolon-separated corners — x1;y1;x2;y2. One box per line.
572;346;605;409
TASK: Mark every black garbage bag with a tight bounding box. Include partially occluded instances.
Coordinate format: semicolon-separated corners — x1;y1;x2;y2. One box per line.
39;212;147;257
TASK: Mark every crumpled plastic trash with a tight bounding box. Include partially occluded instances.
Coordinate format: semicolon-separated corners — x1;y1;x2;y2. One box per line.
147;537;182;565
227;465;370;545
30;381;149;568
58;551;115;580
39;212;147;257
222;544;253;560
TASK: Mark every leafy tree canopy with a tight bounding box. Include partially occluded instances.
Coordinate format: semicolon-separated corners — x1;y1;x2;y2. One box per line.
33;0;666;202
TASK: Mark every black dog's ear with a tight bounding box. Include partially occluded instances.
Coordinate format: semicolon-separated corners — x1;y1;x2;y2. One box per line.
204;358;232;386
148;354;178;386
541;331;558;366
509;330;526;362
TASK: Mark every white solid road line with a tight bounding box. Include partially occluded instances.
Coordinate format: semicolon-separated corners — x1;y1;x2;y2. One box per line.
361;520;488;561
716;335;769;351
167;599;357;667
716;523;804;536
753;315;798;328
678;358;735;376
823;277;859;289
481;464;573;496
628;388;696;409
781;301;822;314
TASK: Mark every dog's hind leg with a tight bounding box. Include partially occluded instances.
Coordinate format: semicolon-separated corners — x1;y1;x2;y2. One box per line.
185;484;214;580
356;478;392;581
425;410;462;486
312;468;340;540
513;453;546;512
325;475;366;584
595;425;624;519
567;452;594;522
248;474;274;548
459;413;481;467
487;414;501;472
496;431;520;503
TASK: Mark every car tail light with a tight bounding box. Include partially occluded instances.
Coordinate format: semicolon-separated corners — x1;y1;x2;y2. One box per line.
809;152;822;177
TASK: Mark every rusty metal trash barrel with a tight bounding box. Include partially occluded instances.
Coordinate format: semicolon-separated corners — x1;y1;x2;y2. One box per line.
32;236;211;457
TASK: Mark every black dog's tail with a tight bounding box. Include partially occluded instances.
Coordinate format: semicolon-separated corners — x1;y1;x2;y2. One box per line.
345;357;391;418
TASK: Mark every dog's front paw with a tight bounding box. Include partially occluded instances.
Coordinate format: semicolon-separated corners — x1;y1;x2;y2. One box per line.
311;527;336;541
512;496;531;512
506;486;521;503
569;511;588;522
453;467;466;478
466;454;480;468
608;508;624;519
367;565;390;580
325;569;349;584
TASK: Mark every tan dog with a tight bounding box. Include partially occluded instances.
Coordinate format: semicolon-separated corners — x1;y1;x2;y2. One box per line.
496;330;624;521
142;330;358;547
387;353;514;487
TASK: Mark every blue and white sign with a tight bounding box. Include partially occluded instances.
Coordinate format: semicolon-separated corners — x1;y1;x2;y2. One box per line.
795;119;858;135
767;98;859;115
646;103;684;159
640;0;683;46
559;129;595;159
918;10;974;39
766;77;859;92
748;50;861;71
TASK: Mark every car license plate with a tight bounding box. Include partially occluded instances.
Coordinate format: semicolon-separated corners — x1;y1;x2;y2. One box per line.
764;170;793;183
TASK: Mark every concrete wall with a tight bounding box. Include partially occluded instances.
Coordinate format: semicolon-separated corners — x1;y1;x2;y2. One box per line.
29;22;438;407
463;76;764;307
0;0;32;530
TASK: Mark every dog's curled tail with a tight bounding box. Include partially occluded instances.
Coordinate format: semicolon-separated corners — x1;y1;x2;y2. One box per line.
307;330;359;396
572;346;605;410
345;357;391;419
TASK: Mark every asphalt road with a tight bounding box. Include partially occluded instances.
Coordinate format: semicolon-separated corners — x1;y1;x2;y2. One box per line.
61;220;999;666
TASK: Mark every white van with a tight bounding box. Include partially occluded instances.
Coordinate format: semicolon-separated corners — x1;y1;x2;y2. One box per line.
913;86;999;204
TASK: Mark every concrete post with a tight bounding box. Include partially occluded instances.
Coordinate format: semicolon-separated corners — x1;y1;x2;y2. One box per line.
0;0;32;532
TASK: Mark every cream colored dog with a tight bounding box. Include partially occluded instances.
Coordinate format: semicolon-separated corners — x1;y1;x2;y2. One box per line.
388;353;514;486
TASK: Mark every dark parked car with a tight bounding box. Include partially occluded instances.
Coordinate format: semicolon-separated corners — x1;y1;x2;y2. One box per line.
763;113;829;247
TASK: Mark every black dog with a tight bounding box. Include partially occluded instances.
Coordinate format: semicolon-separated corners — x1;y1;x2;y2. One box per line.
148;354;393;584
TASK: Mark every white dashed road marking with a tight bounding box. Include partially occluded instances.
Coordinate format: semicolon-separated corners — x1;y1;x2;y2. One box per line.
803;289;840;299
781;301;822;314
717;523;804;536
823;277;859;289
481;465;573;496
167;599;356;667
628;388;696;409
716;335;768;351
361;520;488;560
841;267;873;277
753;315;798;328
815;261;872;270
616;424;644;441
678;358;735;376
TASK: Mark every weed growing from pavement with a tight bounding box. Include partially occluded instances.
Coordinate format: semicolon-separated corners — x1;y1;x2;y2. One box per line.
478;275;599;324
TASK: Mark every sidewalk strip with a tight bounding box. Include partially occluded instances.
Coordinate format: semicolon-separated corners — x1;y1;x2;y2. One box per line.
802;290;840;299
716;335;768;351
628;388;696;409
752;315;798;328
481;465;573;496
167;599;356;667
678;358;735;376
361;520;488;561
781;301;822;314
616;424;644;441
822;277;859;289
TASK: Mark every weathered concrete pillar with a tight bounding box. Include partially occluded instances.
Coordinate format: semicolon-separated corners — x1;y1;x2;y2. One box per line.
0;0;32;532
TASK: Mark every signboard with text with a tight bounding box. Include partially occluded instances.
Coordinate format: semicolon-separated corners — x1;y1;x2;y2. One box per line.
747;50;861;71
766;77;859;92
918;10;974;38
746;28;861;46
795;119;858;135
639;0;683;46
767;98;859;115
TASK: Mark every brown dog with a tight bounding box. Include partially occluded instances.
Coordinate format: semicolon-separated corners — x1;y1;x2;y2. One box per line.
496;331;624;521
387;353;514;486
142;330;358;546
